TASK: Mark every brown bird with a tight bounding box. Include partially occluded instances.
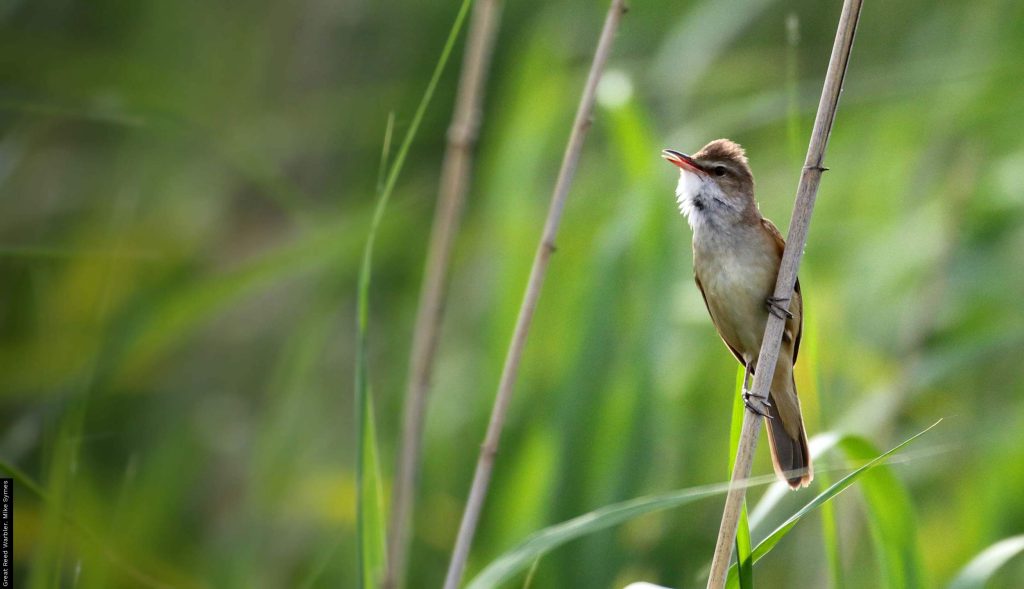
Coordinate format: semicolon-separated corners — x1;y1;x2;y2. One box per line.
662;139;812;489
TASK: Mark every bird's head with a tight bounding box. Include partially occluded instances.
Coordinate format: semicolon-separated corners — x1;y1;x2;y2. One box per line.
661;139;756;229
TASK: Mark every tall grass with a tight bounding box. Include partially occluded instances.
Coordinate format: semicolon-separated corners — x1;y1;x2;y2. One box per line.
3;0;1024;587
354;2;475;586
354;111;395;589
458;422;938;588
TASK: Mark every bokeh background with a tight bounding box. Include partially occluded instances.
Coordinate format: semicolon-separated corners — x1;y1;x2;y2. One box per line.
2;0;1024;587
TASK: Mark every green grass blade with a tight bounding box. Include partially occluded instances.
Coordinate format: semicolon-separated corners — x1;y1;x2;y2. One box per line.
464;478;775;589
355;112;395;589
948;535;1024;589
298;537;344;589
726;421;940;585
358;395;388;588
818;472;843;589
734;500;752;589
354;2;474;586
521;558;541;589
0;458;47;499
838;436;925;589
748;432;843;531
370;0;473;239
803;306;843;589
376;112;395;195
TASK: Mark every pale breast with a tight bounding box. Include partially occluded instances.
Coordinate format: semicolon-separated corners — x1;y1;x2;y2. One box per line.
694;226;780;360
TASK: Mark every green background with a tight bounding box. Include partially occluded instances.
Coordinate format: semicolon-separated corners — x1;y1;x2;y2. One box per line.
1;0;1023;587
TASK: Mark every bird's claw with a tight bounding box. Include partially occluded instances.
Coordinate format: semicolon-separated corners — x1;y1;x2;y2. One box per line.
766;296;793;320
742;390;773;418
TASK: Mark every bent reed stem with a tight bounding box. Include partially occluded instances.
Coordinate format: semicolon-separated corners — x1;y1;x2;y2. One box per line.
705;1;864;587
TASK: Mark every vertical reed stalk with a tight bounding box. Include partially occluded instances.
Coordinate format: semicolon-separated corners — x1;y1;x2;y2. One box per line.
384;1;503;587
705;1;864;587
442;1;628;587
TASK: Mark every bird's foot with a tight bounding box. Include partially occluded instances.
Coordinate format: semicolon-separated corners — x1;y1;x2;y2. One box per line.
766;296;793;320
742;390;772;418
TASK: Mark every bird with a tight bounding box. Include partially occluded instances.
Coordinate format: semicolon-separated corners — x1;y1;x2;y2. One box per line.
662;139;812;489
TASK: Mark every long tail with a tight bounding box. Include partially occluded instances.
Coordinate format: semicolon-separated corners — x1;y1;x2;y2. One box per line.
765;370;812;489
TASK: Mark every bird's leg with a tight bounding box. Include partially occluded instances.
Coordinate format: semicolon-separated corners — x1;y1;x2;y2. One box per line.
766;296;793;320
740;362;772;419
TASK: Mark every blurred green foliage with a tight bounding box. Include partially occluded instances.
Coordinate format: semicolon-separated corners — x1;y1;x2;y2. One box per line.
2;0;1024;587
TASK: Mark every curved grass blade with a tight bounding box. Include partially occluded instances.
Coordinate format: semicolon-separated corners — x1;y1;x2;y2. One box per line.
948;535;1024;589
838;436;924;589
747;432;843;531
735;499;753;589
354;111;396;589
464;477;777;589
353;1;474;586
745;429;925;587
355;117;392;589
355;392;387;589
464;414;939;589
726;421;940;585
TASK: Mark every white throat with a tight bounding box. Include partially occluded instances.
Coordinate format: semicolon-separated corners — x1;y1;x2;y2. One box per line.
675;170;707;230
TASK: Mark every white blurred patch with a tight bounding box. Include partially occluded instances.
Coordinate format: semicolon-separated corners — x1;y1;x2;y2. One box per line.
623;583;674;589
597;69;634;109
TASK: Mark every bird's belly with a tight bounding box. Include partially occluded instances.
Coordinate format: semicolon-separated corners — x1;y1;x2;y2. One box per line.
699;246;777;360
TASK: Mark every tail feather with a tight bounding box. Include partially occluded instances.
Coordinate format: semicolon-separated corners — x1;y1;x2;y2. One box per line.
765;384;812;489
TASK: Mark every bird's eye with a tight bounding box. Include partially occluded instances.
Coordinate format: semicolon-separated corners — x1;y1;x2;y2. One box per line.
713;166;727;177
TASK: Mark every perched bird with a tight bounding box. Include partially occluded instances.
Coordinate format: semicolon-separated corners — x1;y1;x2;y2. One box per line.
662;139;812;489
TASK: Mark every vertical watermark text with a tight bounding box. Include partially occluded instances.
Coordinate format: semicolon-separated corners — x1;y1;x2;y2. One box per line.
1;478;11;588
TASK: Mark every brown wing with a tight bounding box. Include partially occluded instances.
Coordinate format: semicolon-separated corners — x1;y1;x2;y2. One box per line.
760;218;803;362
790;278;803;361
694;272;746;365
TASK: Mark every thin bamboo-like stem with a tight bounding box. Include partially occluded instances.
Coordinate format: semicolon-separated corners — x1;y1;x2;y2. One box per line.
705;1;864;587
442;1;628;587
383;1;503;588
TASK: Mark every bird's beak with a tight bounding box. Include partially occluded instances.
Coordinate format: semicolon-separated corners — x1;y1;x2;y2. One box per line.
661;149;704;174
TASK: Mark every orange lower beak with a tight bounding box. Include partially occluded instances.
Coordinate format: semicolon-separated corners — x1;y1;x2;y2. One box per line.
661;149;704;174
